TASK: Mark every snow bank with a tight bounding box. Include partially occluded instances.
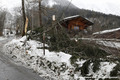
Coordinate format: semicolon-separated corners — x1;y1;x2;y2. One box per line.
4;36;117;80
4;36;75;80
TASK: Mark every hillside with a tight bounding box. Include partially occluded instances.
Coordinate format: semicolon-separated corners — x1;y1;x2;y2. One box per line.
30;4;120;33
10;0;120;34
36;0;120;33
46;0;120;33
42;0;120;33
52;6;120;33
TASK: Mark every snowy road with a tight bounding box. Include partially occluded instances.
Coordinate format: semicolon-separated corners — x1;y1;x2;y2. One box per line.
0;37;44;80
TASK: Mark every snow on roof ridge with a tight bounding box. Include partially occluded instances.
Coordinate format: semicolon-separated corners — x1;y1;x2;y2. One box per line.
93;27;120;35
63;15;80;20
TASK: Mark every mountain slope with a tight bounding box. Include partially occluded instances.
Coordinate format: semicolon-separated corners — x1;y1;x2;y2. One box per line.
45;4;120;33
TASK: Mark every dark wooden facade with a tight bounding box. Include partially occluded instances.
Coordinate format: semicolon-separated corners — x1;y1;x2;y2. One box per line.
60;15;93;31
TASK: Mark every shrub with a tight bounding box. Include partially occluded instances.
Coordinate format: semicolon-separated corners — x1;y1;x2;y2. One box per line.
104;78;119;80
92;59;100;73
81;60;91;76
110;64;120;77
31;26;109;66
81;44;108;58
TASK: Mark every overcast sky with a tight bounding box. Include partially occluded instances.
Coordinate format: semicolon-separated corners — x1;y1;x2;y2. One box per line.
1;0;120;9
0;0;21;10
69;0;120;5
0;0;120;15
69;0;120;16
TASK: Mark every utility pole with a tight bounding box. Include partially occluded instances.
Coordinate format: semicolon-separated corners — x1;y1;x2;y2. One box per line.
22;0;26;36
39;0;42;27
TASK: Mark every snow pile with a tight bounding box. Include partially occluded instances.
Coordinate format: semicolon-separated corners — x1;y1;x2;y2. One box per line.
4;36;75;80
4;36;117;80
93;27;120;35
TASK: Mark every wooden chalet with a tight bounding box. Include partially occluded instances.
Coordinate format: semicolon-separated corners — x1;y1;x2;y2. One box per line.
93;28;120;39
60;15;93;32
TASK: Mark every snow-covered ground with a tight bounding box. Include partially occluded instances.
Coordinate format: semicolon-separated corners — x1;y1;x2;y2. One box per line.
4;36;75;80
3;36;118;80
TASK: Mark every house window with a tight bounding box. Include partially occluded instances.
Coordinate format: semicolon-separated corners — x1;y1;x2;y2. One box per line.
73;26;79;30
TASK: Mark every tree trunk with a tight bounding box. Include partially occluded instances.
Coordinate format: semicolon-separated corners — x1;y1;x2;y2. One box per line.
0;11;6;36
22;0;26;36
39;0;42;27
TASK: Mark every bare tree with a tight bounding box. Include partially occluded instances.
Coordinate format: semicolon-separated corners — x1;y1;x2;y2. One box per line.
22;0;26;36
13;7;23;35
39;0;42;27
0;10;7;36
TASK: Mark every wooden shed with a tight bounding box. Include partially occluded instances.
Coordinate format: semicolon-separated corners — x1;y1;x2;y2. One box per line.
93;28;120;39
60;15;93;31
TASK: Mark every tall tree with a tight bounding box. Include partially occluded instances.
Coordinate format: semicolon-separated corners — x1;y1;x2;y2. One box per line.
39;0;42;27
22;0;26;36
0;11;7;36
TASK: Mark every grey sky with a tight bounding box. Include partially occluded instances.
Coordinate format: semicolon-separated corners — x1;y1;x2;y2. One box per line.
0;0;120;15
0;0;21;10
1;0;119;9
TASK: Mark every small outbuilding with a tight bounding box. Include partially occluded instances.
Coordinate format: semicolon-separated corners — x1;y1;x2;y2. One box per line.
93;27;120;39
60;15;93;32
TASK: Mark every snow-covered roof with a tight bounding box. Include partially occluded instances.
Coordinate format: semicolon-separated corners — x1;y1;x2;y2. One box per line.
62;15;93;26
63;15;80;20
93;27;120;35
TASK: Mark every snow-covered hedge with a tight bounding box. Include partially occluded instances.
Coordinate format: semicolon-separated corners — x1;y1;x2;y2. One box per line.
3;36;118;80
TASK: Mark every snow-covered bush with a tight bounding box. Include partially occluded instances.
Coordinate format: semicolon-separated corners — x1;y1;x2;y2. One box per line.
4;36;120;80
